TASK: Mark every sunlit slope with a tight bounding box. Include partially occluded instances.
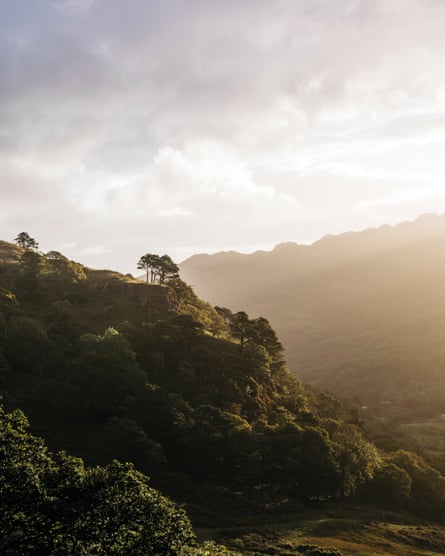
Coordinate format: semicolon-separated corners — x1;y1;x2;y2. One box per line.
181;213;445;416
5;237;445;539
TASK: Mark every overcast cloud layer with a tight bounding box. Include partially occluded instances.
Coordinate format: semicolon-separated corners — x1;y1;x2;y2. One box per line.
2;0;445;272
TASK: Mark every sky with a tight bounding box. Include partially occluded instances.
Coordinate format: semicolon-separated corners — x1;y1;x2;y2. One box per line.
2;0;445;273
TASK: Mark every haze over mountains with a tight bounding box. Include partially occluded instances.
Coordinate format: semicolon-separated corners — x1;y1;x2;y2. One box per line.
181;213;445;417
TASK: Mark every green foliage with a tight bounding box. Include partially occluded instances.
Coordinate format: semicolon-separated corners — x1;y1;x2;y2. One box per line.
216;308;284;366
103;416;167;469
229;310;250;350
2;239;445;527
70;328;147;418
0;404;197;555
361;461;412;506
16;250;44;297
332;424;382;496
183;405;256;484
0;288;21;320
4;316;54;375
389;450;445;516
40;251;86;298
173;279;227;336
14;248;86;304
256;421;341;499
45;300;85;343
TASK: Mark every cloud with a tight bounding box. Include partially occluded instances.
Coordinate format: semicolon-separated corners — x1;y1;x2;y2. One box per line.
77;244;110;256
2;0;445;272
52;0;96;15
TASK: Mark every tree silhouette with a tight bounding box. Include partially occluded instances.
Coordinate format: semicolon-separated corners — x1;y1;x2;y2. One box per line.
230;311;250;352
137;254;160;284
14;232;39;250
137;254;179;284
158;254;179;284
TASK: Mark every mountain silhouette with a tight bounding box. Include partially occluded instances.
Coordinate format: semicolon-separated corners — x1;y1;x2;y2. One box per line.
181;213;445;417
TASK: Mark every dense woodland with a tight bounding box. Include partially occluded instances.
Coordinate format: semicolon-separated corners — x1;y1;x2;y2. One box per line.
2;236;445;554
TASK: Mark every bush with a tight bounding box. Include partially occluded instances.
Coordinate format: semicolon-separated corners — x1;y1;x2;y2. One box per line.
0;404;196;555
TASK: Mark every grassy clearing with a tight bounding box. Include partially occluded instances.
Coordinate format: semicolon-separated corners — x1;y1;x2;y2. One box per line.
197;509;445;555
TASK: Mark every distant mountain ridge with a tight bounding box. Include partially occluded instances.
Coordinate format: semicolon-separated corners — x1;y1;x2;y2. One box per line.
180;213;445;417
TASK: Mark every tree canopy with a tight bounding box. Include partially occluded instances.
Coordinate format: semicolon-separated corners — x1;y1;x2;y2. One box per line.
137;253;179;284
2;238;445;539
14;232;39;250
0;403;241;555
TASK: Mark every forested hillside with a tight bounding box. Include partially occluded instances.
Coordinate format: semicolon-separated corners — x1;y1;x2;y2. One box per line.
181;213;445;419
3;236;445;554
0;239;376;501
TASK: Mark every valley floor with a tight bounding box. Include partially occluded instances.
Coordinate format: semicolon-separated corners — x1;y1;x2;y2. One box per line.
198;506;445;556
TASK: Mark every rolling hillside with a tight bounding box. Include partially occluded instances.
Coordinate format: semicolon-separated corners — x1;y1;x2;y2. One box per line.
4;237;445;553
180;213;445;417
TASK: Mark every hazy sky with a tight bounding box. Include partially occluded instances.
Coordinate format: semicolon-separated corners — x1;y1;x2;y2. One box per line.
2;0;445;273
